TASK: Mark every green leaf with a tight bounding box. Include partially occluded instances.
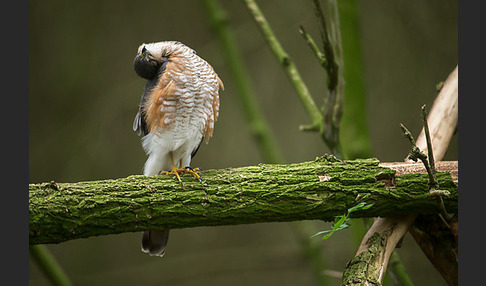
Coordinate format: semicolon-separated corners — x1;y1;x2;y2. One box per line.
347;202;373;213
347;202;365;213
333;215;347;229
322;232;335;240
337;222;350;230
313;203;373;240
310;229;333;238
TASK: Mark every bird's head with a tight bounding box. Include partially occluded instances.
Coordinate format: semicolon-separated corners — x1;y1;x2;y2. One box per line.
139;45;157;62
133;41;190;80
133;42;166;80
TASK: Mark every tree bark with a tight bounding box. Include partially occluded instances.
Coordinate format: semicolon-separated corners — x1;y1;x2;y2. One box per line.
29;156;457;245
343;65;458;286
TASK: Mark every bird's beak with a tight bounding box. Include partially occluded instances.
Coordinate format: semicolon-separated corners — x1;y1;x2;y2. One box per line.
140;46;148;58
140;46;158;65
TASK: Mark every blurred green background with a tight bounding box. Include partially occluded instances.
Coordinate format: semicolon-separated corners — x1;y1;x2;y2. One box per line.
29;0;457;285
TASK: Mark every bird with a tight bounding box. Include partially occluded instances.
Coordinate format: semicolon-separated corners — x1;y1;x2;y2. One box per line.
132;41;224;257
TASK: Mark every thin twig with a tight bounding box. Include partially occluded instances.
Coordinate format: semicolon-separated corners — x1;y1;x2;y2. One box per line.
401;118;451;226
312;0;338;90
420;104;451;224
399;123;435;184
202;0;284;164
243;0;323;131
421;104;438;189
299;26;327;69
305;0;345;157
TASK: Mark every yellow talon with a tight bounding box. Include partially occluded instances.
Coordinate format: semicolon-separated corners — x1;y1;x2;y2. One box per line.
184;167;203;183
160;153;203;185
161;166;185;185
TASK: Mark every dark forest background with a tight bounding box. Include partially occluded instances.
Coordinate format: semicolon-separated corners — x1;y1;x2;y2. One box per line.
29;0;457;285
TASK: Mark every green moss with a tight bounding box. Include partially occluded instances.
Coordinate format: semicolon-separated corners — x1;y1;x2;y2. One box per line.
341;233;383;285
29;158;457;245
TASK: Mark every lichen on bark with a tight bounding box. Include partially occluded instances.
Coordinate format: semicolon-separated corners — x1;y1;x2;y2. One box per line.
29;155;457;245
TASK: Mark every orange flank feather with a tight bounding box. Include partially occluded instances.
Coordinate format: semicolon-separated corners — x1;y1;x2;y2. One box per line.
144;56;186;132
145;77;177;132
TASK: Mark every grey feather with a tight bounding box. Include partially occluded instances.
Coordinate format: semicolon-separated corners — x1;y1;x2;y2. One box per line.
133;60;168;137
141;230;170;257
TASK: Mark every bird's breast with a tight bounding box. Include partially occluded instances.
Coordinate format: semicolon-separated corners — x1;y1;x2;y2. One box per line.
143;50;220;143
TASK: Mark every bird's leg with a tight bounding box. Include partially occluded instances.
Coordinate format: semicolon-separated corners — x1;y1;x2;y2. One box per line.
160;152;184;185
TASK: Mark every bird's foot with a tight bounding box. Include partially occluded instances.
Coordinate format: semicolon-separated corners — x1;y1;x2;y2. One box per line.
183;167;203;183
160;167;203;185
160;167;185;185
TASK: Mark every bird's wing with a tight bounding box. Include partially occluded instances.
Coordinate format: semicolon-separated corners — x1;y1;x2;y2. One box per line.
133;80;156;136
133;62;168;136
202;72;224;142
190;138;204;159
133;91;149;136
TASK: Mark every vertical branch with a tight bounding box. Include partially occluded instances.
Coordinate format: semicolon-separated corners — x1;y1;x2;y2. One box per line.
202;0;284;164
388;251;415;286
414;66;458;160
344;66;458;285
408;66;458;286
312;0;340;91
30;245;73;286
243;0;323;133
204;1;330;284
334;3;375;279
337;0;372;159
311;0;345;157
244;0;347;157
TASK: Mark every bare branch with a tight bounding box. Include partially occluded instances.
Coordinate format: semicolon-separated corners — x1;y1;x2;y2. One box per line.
344;66;458;285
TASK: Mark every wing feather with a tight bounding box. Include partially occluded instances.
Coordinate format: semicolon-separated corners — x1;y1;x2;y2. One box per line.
133;60;168;136
203;71;223;142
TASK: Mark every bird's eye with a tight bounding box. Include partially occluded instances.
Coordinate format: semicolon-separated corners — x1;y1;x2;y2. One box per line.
141;46;147;54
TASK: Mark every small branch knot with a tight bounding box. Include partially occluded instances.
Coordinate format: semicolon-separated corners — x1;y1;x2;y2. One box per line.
429;189;451;197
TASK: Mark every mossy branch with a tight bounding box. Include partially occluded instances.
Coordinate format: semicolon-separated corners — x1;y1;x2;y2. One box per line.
30;157;457;245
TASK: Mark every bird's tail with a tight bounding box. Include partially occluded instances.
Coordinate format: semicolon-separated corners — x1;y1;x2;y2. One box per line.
141;230;170;257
